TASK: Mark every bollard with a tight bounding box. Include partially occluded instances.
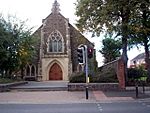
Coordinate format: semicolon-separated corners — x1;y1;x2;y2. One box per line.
136;85;138;98
86;86;89;99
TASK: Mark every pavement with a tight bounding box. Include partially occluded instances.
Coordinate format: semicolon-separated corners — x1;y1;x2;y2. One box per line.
0;81;150;104
0;90;135;104
1;90;150;104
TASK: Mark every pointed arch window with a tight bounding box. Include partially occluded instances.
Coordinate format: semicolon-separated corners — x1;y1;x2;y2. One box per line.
48;30;64;53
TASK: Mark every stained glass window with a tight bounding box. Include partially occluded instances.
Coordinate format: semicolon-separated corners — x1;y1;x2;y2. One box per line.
48;31;64;53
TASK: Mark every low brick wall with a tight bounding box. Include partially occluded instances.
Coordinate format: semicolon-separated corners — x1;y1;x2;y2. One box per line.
68;83;122;91
0;81;28;92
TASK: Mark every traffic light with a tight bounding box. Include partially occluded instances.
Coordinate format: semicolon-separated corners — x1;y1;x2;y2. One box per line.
77;47;85;64
88;48;93;59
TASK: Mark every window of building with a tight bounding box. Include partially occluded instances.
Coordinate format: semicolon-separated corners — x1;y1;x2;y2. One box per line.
48;30;64;53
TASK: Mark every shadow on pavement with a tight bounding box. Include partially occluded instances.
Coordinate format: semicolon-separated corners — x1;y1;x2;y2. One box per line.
103;90;150;99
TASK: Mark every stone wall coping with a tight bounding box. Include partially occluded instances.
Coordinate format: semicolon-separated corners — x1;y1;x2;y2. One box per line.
68;82;121;91
68;83;119;85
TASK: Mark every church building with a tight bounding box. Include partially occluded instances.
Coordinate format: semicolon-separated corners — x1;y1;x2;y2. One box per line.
24;0;97;81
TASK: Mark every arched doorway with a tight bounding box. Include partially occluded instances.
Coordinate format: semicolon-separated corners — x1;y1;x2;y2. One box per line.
49;63;62;80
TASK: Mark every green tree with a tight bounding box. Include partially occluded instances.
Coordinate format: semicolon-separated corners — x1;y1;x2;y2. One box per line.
75;0;137;82
128;0;150;78
99;36;122;63
0;16;13;76
0;15;37;77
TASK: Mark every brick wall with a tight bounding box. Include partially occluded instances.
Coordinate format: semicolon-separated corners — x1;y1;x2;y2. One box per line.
99;58;125;89
117;59;125;89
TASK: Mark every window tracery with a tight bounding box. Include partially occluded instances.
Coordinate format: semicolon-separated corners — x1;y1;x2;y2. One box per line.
48;30;64;53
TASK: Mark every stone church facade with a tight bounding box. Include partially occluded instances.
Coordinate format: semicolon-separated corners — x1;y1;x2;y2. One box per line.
24;0;96;81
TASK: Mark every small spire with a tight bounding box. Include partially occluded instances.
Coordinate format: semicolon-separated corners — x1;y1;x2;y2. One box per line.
51;0;60;14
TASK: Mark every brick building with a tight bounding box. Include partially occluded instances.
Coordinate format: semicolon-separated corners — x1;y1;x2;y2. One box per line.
23;0;96;81
130;52;150;69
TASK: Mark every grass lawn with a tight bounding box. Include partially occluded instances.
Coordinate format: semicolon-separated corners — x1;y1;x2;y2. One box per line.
0;78;19;84
138;77;147;81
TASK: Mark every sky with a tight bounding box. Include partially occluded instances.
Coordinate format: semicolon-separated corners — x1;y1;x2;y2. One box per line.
0;0;144;67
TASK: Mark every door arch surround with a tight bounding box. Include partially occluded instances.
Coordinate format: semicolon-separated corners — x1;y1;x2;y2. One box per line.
49;63;63;80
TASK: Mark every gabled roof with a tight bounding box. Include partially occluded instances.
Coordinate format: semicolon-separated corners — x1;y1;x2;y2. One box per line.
131;52;150;61
69;23;94;47
32;12;68;36
131;53;145;61
32;0;94;47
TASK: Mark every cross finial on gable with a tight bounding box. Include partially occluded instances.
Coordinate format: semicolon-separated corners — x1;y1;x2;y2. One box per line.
51;0;60;14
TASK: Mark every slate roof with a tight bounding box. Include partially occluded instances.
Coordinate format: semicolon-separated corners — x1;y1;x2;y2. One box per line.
131;52;150;61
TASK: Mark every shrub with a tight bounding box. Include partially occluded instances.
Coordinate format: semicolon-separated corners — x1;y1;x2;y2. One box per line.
127;68;140;79
69;67;118;83
90;67;118;83
69;72;86;83
127;67;147;79
90;72;118;83
127;67;148;86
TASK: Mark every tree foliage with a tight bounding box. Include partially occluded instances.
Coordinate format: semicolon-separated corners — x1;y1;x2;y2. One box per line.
75;0;138;81
128;0;150;77
99;35;122;63
0;15;37;77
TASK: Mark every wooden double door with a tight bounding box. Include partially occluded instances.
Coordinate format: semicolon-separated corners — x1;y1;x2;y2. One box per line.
49;63;62;80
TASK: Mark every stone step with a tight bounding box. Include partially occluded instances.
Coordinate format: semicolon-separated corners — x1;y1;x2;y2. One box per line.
10;86;68;91
0;81;28;92
10;81;69;92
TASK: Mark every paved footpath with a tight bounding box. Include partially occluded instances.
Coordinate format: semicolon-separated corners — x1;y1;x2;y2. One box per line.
0;91;134;104
1;81;150;104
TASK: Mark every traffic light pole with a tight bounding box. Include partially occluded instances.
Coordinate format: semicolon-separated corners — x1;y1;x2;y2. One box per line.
84;45;89;99
77;45;89;99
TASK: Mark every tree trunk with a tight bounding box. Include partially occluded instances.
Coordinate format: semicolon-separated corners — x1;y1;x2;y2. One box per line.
120;3;130;85
121;14;129;85
143;38;150;78
121;37;128;84
142;4;150;79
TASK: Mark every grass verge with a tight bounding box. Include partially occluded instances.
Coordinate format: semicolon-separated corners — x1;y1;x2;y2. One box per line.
0;78;19;84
